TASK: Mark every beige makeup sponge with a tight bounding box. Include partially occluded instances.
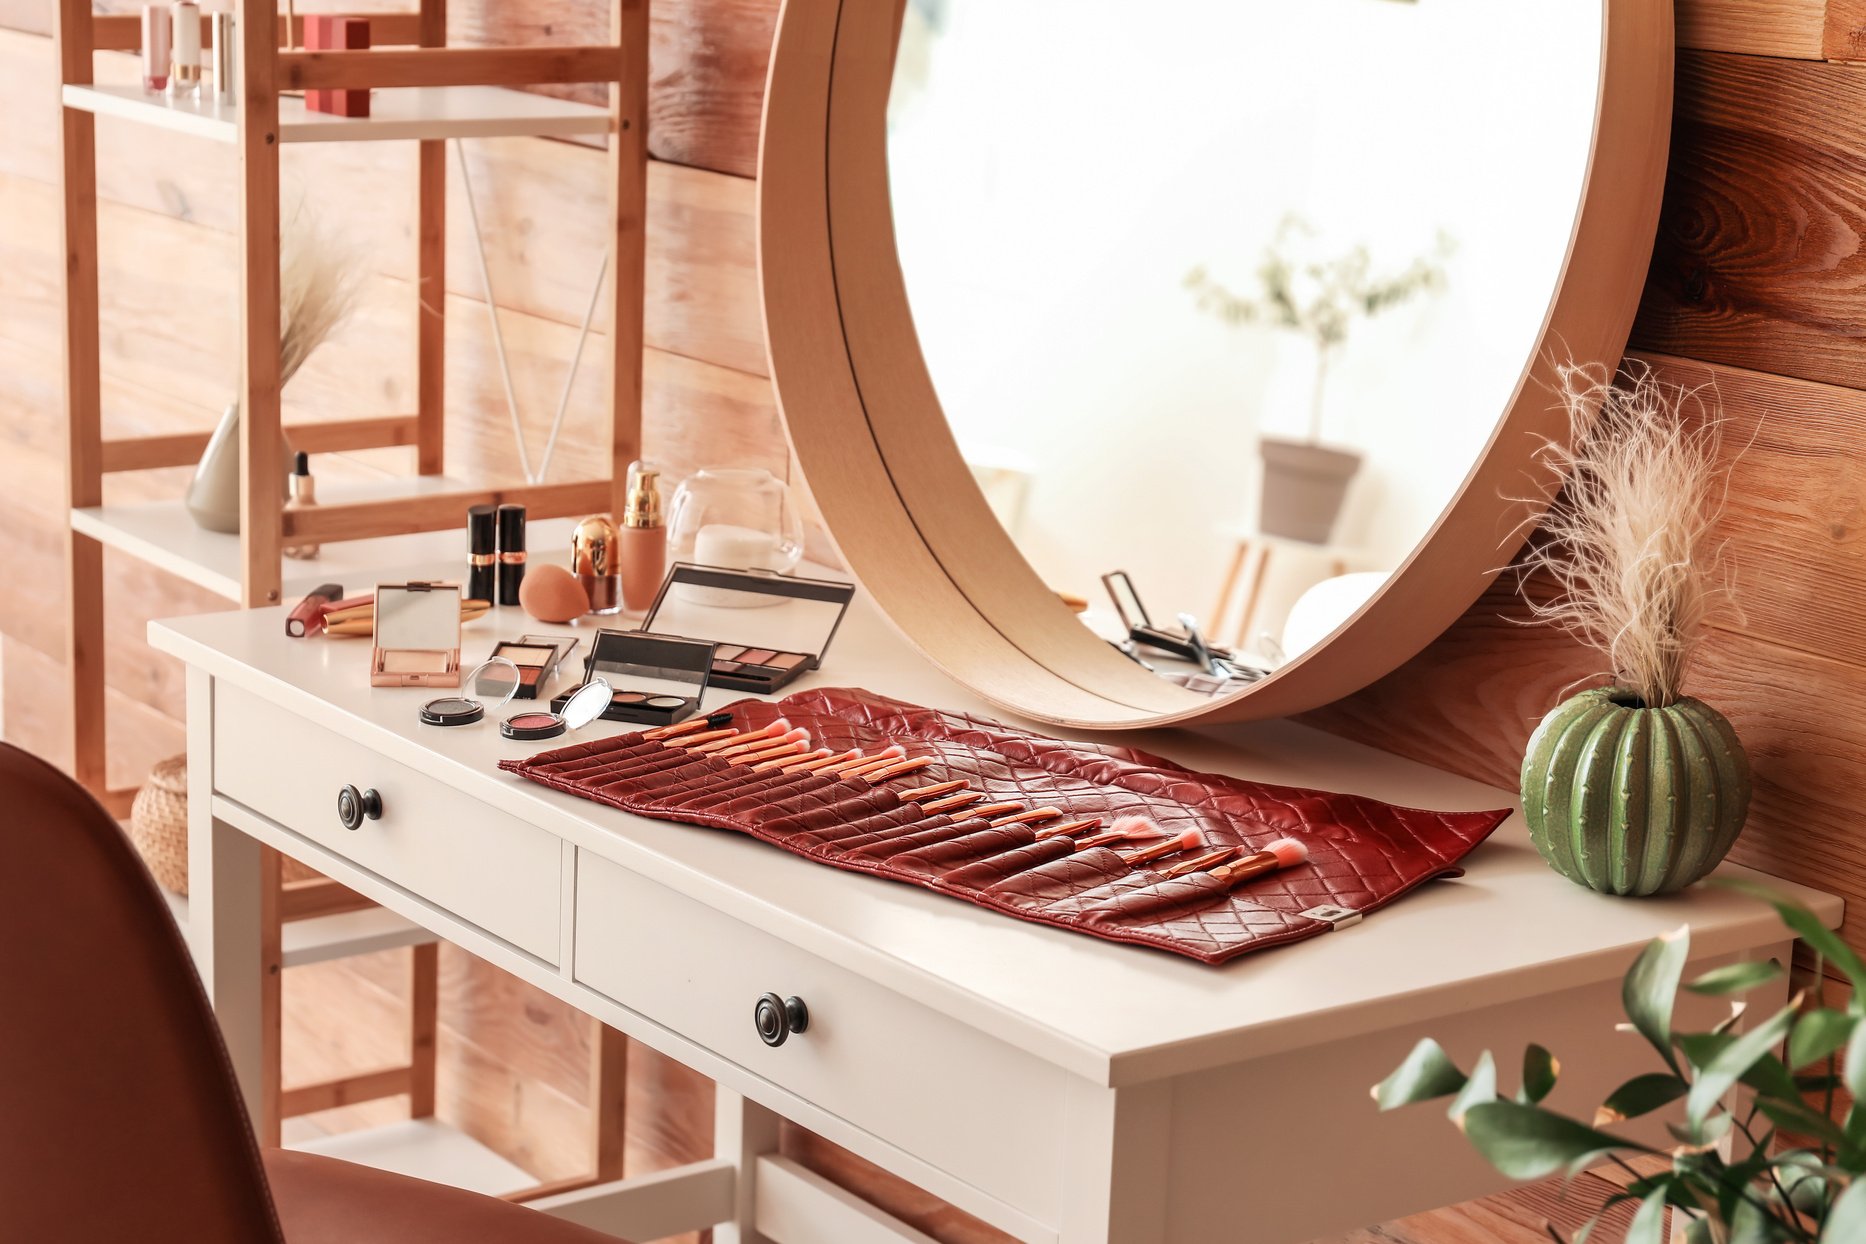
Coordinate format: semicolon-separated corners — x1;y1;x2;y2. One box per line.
519;563;589;623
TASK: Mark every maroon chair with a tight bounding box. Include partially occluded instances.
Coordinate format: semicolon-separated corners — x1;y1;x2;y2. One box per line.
0;742;628;1244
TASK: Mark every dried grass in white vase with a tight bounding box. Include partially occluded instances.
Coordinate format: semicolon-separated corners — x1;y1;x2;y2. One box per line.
1519;360;1735;709
278;201;363;387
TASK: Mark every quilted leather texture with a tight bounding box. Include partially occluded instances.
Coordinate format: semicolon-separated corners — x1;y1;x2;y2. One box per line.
501;688;1510;965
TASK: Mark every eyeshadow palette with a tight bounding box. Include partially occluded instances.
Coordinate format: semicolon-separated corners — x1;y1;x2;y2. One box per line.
482;634;579;700
640;564;856;694
551;630;716;726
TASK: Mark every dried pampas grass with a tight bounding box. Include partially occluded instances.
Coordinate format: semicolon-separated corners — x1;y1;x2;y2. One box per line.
1519;361;1734;709
279;201;362;386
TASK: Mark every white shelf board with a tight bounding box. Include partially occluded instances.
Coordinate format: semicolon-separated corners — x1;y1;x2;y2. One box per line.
63;83;611;144
160;884;438;968
288;1119;537;1197
72;478;574;602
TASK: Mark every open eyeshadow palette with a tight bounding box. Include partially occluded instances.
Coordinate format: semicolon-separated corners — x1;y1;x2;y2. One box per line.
640;564;856;694
483;634;579;700
550;630;717;727
501;687;1510;964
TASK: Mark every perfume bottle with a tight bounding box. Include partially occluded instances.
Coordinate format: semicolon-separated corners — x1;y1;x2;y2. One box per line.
283;452;320;560
618;462;667;615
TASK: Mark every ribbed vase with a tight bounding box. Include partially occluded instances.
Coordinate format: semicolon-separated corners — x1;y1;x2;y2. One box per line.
1520;687;1751;897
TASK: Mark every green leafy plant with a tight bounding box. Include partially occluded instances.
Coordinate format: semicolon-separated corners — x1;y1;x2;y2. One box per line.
1374;885;1866;1241
1185;214;1451;442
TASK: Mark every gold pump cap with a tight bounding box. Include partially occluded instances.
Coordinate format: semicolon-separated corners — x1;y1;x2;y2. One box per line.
622;462;663;528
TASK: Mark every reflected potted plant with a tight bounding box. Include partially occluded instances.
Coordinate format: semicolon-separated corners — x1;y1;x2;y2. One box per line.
1374;886;1866;1243
1186;215;1449;544
1515;362;1747;896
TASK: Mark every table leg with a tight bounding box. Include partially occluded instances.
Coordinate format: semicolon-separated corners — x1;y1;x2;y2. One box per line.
1059;1079;1170;1243
715;1087;781;1244
185;667;270;1130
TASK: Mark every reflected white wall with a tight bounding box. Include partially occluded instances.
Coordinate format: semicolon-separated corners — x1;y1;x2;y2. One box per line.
890;0;1601;637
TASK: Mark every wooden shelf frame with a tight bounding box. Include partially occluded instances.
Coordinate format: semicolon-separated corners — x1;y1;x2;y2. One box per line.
55;0;647;1187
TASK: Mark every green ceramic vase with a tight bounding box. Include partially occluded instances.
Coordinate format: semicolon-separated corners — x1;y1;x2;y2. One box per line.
1520;687;1751;897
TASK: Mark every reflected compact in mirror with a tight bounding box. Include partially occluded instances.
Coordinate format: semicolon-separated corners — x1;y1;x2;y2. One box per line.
888;0;1603;676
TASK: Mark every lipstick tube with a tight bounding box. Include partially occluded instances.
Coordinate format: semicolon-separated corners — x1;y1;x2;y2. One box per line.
467;504;496;604
496;503;527;606
141;3;171;91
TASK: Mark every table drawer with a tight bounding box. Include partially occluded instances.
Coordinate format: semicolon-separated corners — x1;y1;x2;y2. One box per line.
213;682;561;964
573;850;1068;1222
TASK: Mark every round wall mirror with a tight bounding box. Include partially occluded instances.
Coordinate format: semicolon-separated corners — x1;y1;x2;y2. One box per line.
759;0;1673;729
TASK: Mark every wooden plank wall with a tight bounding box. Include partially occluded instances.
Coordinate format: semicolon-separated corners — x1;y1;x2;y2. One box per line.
1;1;1860;1241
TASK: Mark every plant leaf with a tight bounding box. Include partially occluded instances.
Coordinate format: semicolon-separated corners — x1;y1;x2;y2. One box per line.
1846;1023;1866;1104
1824;1176;1866;1240
1623;928;1690;1073
1596;1073;1688;1126
1521;1044;1559;1105
1713;880;1865;995
1685;959;1784;996
1373;1038;1467;1110
1787;1009;1855;1070
1448;1050;1497;1124
1460;1101;1646;1180
1667;1110;1733;1151
1685;1005;1798;1128
1624;1191;1667;1244
1677;1033;1801;1102
1753;1097;1850;1152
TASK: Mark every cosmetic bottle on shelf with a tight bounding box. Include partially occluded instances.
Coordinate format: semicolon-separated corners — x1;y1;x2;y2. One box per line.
283;452;320;561
618;462;667;615
141;3;170;92
169;0;201;96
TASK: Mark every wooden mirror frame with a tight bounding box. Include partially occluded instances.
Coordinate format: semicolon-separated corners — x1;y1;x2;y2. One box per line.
758;0;1674;730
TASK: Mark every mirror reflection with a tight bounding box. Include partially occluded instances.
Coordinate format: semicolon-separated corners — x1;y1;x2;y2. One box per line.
889;0;1601;692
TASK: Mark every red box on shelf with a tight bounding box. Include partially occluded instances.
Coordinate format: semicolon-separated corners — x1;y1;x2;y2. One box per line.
303;15;371;118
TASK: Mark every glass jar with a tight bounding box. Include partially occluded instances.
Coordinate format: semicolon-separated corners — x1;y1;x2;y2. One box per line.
667;467;805;577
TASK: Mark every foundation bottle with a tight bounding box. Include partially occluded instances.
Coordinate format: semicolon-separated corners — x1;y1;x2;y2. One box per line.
283;452;320;560
618;462;667;615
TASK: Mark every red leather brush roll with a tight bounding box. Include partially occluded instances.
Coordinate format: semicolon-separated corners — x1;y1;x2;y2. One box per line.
501;688;1510;965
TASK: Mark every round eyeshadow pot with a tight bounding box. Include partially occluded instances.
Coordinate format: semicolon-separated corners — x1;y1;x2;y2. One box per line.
502;678;612;742
419;696;484;727
419;657;521;728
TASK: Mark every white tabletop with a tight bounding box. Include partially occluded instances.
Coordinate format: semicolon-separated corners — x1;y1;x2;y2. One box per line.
151;563;1842;1087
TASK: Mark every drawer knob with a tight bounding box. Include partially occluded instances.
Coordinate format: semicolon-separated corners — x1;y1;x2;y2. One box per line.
336;784;383;831
754;993;809;1047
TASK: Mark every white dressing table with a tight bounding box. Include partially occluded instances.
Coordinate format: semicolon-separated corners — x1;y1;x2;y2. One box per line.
151;579;1840;1244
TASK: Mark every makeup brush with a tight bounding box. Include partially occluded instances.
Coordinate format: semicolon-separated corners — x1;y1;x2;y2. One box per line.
691;719;792;755
862;756;937;783
1073;819;1161;850
644;713;733;742
827;745;905;777
727;734;812;766
998;807;1065;830
1157;846;1239;880
754;747;834;773
1121;828;1204;867
659;726;742;750
770;748;860;774
898;779;968;803
1205;838;1309;887
964;801;1024;821
709;723;801;758
919;790;983;816
1034;818;1105;841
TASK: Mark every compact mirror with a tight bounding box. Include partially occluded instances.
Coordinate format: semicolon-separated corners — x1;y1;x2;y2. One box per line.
758;0;1671;727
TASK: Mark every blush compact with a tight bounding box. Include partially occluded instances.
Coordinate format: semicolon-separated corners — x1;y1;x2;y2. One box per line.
371;581;463;688
481;634;579;700
550;630;715;727
639;564;855;694
502;678;613;742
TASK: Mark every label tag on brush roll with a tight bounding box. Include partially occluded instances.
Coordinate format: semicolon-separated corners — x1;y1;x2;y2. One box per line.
1299;904;1364;929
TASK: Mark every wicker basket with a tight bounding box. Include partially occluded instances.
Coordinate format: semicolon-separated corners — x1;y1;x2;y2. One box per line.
128;755;317;895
